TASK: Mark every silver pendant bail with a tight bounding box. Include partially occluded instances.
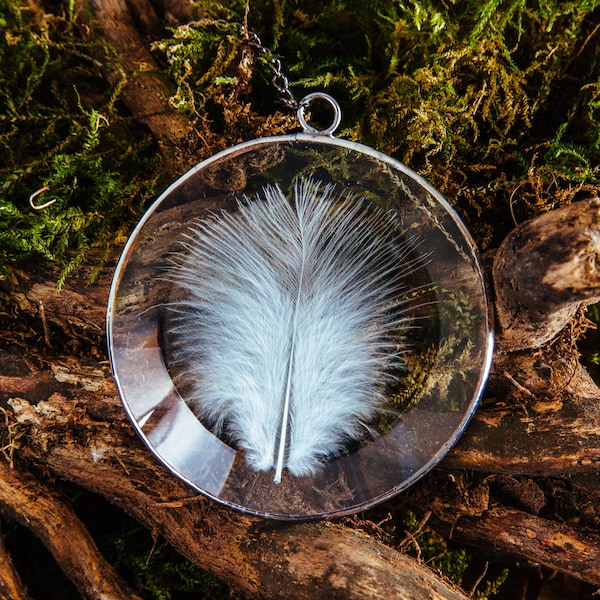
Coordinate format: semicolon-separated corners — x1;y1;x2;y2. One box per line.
297;92;342;136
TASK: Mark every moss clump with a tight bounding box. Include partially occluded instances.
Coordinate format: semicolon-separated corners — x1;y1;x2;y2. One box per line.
0;0;158;286
149;0;600;252
2;0;600;278
397;508;472;584
109;535;229;600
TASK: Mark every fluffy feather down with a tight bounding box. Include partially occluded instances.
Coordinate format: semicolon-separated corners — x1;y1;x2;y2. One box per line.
168;179;413;482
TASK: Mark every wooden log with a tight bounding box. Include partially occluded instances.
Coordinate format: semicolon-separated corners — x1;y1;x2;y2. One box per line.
448;506;600;586
493;197;600;351
1;348;600;594
1;388;468;600
444;353;600;476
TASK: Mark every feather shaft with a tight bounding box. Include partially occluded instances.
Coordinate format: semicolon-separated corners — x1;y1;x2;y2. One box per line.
275;326;295;484
274;195;310;484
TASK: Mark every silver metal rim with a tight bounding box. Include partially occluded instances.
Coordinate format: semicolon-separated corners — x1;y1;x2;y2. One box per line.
106;133;494;519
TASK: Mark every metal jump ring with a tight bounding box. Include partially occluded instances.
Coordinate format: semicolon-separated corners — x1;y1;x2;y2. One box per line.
297;93;342;136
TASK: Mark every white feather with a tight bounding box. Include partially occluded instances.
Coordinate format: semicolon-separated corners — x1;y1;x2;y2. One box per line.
168;179;413;482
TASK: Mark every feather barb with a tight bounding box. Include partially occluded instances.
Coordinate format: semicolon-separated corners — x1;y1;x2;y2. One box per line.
169;178;415;482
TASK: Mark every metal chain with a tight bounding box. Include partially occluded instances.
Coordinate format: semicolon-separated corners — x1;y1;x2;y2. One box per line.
192;18;342;135
203;19;298;109
242;28;298;109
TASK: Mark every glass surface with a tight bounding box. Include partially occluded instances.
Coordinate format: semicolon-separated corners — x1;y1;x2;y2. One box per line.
107;134;493;519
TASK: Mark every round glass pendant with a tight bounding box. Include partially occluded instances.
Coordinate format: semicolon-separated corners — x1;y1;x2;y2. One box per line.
107;106;493;519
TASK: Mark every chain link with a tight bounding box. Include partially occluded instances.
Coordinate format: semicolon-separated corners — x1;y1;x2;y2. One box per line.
242;29;298;109
202;19;298;109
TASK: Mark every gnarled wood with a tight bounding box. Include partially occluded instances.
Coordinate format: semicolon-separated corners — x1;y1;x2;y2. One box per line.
493;197;600;351
448;506;600;586
0;381;468;600
0;460;142;600
445;352;600;476
1;341;600;594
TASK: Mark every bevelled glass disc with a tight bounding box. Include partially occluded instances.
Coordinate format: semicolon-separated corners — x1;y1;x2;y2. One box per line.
107;133;493;519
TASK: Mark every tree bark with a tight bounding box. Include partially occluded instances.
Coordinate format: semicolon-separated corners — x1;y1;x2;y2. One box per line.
0;461;142;600
2;192;600;595
75;0;194;160
446;507;600;586
1;352;469;600
0;525;31;600
493;197;600;351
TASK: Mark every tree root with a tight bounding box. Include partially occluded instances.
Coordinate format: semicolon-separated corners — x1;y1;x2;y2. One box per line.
0;460;142;600
448;506;600;586
493;197;600;351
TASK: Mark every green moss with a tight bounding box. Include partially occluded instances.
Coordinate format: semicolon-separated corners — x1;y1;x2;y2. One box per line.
395;507;471;585
82;492;231;600
109;535;229;600
2;0;600;281
474;568;510;600
148;0;600;253
152;20;244;118
0;0;158;286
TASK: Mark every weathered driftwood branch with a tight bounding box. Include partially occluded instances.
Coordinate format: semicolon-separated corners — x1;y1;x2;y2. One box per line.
2;350;599;592
493;197;600;351
0;332;597;593
447;506;600;585
445;353;600;476
0;460;142;600
2;385;468;600
2;195;600;596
